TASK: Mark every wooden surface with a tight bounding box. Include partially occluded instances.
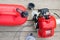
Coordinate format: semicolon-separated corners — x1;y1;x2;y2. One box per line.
0;0;60;9
0;0;60;40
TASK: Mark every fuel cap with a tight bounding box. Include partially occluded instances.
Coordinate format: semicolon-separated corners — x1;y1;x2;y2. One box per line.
21;11;28;17
28;3;35;10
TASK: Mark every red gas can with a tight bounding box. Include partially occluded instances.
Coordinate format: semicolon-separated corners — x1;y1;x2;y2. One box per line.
33;8;56;38
0;4;28;26
38;15;56;38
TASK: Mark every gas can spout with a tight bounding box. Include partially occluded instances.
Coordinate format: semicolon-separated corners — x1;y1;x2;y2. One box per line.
16;8;28;17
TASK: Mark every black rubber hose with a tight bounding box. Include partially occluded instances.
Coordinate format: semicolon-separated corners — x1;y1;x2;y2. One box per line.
54;13;60;18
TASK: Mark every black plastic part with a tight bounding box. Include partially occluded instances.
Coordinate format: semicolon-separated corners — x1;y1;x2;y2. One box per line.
44;15;49;19
36;23;39;29
33;14;38;23
21;11;28;17
38;8;50;19
38;8;49;15
16;8;28;17
30;33;33;36
28;3;35;10
16;8;22;13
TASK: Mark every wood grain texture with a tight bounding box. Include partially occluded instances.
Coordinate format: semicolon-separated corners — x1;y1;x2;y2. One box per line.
0;21;60;31
0;0;60;9
0;31;60;40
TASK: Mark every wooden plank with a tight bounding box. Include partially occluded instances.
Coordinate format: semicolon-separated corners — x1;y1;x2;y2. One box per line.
0;0;60;9
18;31;60;40
0;31;59;40
0;21;59;31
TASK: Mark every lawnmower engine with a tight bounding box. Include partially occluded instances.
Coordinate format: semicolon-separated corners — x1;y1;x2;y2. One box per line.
0;4;28;26
33;8;56;38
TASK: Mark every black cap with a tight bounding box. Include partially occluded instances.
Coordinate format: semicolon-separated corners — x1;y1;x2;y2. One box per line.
28;3;35;10
16;8;28;17
21;11;28;17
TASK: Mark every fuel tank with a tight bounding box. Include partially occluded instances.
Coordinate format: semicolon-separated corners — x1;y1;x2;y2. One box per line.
0;4;28;26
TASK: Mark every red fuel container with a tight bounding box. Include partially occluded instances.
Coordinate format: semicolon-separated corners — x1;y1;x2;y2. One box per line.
33;8;56;38
0;4;28;26
38;15;56;38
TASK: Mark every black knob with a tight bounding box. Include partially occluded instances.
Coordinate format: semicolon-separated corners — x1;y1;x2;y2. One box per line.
28;3;35;10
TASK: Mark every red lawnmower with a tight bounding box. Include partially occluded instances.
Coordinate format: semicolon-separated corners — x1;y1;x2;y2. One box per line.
0;4;28;26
